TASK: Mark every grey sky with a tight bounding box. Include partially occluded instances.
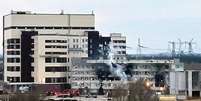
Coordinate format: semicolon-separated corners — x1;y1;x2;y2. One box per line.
1;0;201;54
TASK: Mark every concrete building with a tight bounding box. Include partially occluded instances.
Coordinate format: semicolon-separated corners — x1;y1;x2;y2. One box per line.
3;11;94;85
110;33;126;62
87;31;111;59
32;34;88;84
185;63;201;97
70;57;187;99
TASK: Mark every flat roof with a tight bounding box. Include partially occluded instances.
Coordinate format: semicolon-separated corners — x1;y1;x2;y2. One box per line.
4;11;94;17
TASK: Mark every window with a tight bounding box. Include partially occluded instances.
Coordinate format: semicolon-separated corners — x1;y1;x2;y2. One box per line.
45;45;67;48
57;58;67;63
27;27;34;29
45;27;53;29
7;58;20;63
46;52;67;55
45;66;67;72
122;51;126;54
7;77;20;82
7;45;20;49
18;27;25;29
45;58;52;63
31;58;34;62
45;45;51;48
45;78;51;83
7;51;20;55
7;66;20;71
45;57;67;63
54;27;62;29
36;27;44;29
45;77;67;83
45;40;52;43
7;39;20;44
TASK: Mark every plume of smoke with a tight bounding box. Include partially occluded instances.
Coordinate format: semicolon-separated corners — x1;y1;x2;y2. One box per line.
105;43;128;81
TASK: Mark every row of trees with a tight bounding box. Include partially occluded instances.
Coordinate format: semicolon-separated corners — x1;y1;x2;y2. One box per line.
110;79;159;101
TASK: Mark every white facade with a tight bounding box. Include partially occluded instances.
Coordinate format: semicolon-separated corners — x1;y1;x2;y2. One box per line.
3;11;94;84
32;34;88;84
110;33;126;62
71;58;186;96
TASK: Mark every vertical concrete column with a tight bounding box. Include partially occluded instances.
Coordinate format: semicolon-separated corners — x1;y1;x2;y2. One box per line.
188;71;192;97
200;71;201;97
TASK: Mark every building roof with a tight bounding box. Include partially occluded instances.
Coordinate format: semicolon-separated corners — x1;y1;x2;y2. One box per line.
184;63;201;70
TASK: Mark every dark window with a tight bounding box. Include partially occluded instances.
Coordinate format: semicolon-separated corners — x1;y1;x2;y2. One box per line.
45;58;52;63
31;58;34;62
11;26;17;29
31;44;34;48
7;66;20;71
7;39;20;44
36;27;44;29
54;27;62;29
7;58;20;63
27;27;34;29
45;27;53;29
57;58;67;63
45;77;66;83
7;51;20;55
45;52;67;55
63;27;69;29
31;66;34;71
7;45;20;49
45;45;52;48
45;40;52;43
45;78;51;83
45;57;67;63
122;51;126;54
31;39;34;43
45;66;67;72
7;77;20;82
31;51;34;55
18;27;25;29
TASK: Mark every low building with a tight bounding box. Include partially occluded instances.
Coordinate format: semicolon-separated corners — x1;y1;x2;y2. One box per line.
70;57;187;99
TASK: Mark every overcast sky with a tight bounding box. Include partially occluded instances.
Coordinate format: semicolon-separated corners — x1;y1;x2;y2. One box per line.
1;0;201;54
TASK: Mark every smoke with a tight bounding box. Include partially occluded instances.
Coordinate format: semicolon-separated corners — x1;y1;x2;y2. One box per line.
95;43;133;82
105;43;128;81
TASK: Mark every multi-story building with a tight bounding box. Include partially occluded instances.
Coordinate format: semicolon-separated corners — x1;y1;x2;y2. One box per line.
3;11;94;86
70;58;186;96
110;33;126;62
87;31;111;59
87;32;126;61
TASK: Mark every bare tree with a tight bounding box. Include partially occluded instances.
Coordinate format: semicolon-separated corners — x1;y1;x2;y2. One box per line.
111;79;159;101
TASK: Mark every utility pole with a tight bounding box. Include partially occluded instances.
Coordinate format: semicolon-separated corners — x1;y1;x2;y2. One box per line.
177;39;185;55
185;39;196;54
137;38;141;58
168;41;176;57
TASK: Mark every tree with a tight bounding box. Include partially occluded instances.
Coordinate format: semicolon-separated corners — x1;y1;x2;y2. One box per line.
111;79;159;101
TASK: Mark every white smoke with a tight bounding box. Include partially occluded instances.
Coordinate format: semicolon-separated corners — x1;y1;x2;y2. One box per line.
105;43;128;81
